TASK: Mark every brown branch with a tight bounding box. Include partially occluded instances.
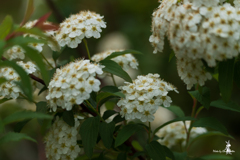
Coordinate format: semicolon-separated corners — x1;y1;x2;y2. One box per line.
44;0;65;23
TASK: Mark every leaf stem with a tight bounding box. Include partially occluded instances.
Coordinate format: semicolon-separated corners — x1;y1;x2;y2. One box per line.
111;74;117;86
83;39;91;59
40;52;54;69
85;100;105;122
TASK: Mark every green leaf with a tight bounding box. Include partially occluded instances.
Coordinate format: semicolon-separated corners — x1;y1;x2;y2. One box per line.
97;92;123;103
20;45;50;85
3;110;52;125
115;124;143;147
189;87;211;109
36;101;48;113
0;118;4;133
166;106;185;117
14;119;31;132
100;86;120;93
0;40;6;55
99;121;115;149
79;116;100;158
100;60;132;82
173;152;187;160
104;49;142;60
0;132;36;145
117;152;127;160
38;86;48;95
113;115;125;124
169;51;175;62
145;141;166;160
218;59;235;102
0;15;13;40
0;61;33;101
153;117;196;135
132;140;143;151
195;154;233;160
62;110;75;127
7;36;46;47
188;131;234;148
163;146;175;160
210;99;240;112
234;60;240;88
0;77;7;86
21;0;34;26
0;98;11;105
191;117;228;135
102;110;117;120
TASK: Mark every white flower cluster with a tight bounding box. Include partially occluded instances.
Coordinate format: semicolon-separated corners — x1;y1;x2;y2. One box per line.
46;59;104;112
45;116;81;160
117;73;178;122
56;11;106;48
0;61;37;99
156;121;207;148
150;0;240;89
91;50;138;77
3;45;25;60
234;0;240;8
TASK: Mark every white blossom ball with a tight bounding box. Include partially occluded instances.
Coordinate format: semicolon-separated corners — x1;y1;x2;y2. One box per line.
44;116;81;160
156;121;207;148
117;73;178;122
46;59;104;112
56;10;106;48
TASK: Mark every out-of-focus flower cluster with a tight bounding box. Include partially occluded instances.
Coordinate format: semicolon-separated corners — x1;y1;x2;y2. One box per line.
46;59;104;112
156;121;207;148
117;73;178;122
45;116;81;160
92;49;138;78
0;61;37;99
150;0;240;89
56;11;106;48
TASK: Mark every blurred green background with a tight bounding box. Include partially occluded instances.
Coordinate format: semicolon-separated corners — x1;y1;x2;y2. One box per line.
0;0;239;159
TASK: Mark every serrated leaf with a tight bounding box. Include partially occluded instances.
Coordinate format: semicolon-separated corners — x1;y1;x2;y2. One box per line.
102;110;117;120
191;117;228;135
0;15;13;39
115;124;143;147
145;141;166;160
62;110;75;127
189;87;210;109
153;117;196;135
14;119;31;132
100;86;120;93
79;116;100;158
117;152;127;160
3;110;52;125
210;99;240;112
166;106;185;117
0;132;36;145
20;45;50;85
99;121;115;149
104;49;142;60
100;60;132;82
0;61;33;101
218;59;235;102
132;140;143;151
188;131;234;148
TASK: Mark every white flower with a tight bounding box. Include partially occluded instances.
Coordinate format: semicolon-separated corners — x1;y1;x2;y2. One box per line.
117;73;178;122
46;59;104;111
44;116;81;160
156;121;207;148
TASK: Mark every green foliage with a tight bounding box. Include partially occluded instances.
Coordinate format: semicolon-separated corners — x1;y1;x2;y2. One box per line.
218;59;235;102
14;120;31;132
117;152;127;160
62;110;75;127
2;110;52;125
173;152;187;160
145;141;166;160
234;59;240;88
21;0;34;26
103;49;142;60
0;15;13;40
79;116;100;158
100;86;120;93
191;117;228;135
115;124;143;147
189;87;210;109
166;105;185;117
100;60;132;82
99;121;115;149
210;99;240;112
131;140;143;151
102;110;117;120
163;146;175;160
194;154;233;160
0;132;36;145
